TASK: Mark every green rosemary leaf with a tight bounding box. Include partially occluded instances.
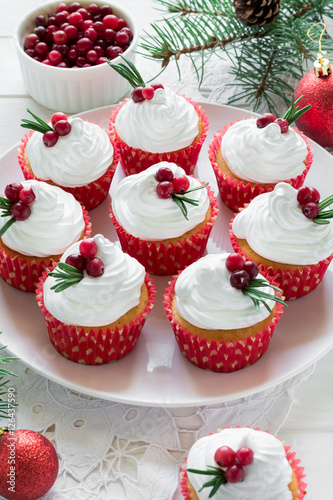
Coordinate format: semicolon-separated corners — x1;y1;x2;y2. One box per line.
247;279;283;292
48;262;84;293
318;195;333;211
173;196;188;220
0;197;14;208
57;262;84;275
50;278;82;293
26;108;53;131
187;467;221;476
243;290;270;312
120;55;146;86
313;219;330;225
0;218;15;238
174;194;199;206
184;182;209;194
107;56;146;88
315;210;333;219
282;95;311;125
209;476;227;498
245;287;287;307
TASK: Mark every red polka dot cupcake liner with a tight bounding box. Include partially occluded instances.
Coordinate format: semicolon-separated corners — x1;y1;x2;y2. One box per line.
17;129;120;211
230;223;333;301
0;209;91;293
180;426;307;499
109;97;209;176
109;186;218;276
163;274;284;373
208;121;313;212
36;273;155;365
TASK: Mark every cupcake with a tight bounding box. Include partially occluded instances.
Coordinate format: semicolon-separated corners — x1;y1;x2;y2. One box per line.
18;109;119;210
164;252;285;372
108;57;209;176
181;426;306;499
0;179;90;292
208;96;313;212
110;162;218;275
230;182;333;300
36;234;155;365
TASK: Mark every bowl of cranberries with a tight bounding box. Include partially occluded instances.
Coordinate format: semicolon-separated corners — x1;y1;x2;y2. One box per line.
14;1;138;113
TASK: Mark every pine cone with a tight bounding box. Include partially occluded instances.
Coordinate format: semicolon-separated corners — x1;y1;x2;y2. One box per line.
233;0;281;27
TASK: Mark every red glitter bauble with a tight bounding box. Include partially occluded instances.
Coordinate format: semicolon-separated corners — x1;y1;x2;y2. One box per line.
294;69;333;148
0;429;59;500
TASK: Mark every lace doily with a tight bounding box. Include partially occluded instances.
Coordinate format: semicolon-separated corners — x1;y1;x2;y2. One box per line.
0;50;330;500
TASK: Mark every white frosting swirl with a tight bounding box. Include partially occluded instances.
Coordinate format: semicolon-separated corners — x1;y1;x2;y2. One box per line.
25;118;114;187
112;162;210;241
175;253;274;329
43;234;146;327
114;87;199;153
221;119;308;183
232;182;333;265
186;428;293;500
0;180;85;257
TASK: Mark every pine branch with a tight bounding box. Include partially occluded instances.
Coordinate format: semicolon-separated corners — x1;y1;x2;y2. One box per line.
140;0;333;111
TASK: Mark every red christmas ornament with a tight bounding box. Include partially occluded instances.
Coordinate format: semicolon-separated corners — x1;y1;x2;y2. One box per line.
294;24;333;148
0;428;59;500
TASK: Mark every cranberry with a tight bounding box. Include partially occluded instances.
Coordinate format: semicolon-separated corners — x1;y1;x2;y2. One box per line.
68;12;83;27
103;14;118;30
309;187;321;204
49;50;62;65
35;42;49;57
104;29;115;43
46;25;58;40
151;82;164;90
87;3;100;16
80;239;97;258
256;113;276;128
106;46;122;59
25;49;36;58
64;24;78;39
156;181;174;199
82;19;94;30
42;59;52;66
57;3;68;13
65;254;86;271
297;186;312;205
86;257;104;277
156;167;174;182
172;175;190;194
54;120;72;136
225;253;244;272
225;464;244;483
4;183;23;203
35;15;47;27
58;61;69;67
57;44;69;57
47;16;57;27
214;446;236;468
24;34;39;49
230;270;250;290
115;30;129;46
85;49;98;63
92;13;102;22
77;37;93;53
274;118;289;133
76;56;86;67
121;27;133;42
77;8;90;20
68;2;82;13
19;188;35;205
131;86;144;103
43;130;59;147
94;37;106;49
117;19;127;30
93;21;104;34
55;12;68;26
84;27;98;41
11;202;31;221
53;30;68;44
94;45;104;57
96;56;108;65
236;447;254;466
100;5;113;17
243;261;259;279
303;202;319;219
141;86;155;100
68;47;78;61
34;26;47;40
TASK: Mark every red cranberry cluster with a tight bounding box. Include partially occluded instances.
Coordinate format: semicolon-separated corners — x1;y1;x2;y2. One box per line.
132;83;164;103
214;445;254;483
24;2;133;68
297;186;320;219
256;113;289;134
4;182;36;221
226;253;259;290
43;112;71;147
155;166;190;199
65;238;104;277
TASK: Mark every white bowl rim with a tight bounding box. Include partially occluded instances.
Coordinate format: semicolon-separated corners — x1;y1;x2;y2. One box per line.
13;0;140;74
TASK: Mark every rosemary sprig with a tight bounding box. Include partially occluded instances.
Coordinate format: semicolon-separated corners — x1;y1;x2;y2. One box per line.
0;196;15;237
107;55;146;88
48;262;84;293
313;194;333;225
187;466;227;498
20;108;53;134
282;94;311;126
243;279;286;313
172;182;209;220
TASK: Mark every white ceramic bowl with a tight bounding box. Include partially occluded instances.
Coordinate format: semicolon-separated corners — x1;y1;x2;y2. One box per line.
14;0;139;113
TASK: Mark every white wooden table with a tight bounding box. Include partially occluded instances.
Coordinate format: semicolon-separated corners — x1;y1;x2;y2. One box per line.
1;1;333;498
